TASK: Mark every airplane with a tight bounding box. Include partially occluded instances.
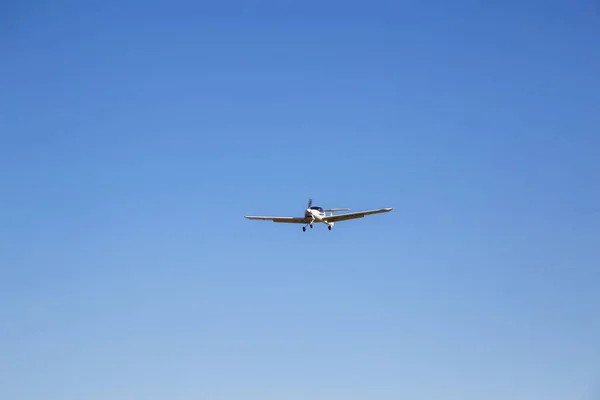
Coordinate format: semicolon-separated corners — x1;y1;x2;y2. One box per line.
245;199;393;231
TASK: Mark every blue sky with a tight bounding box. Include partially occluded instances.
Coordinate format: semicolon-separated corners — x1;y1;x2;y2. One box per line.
1;0;599;399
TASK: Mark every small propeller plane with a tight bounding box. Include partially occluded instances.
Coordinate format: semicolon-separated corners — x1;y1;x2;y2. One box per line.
245;199;393;231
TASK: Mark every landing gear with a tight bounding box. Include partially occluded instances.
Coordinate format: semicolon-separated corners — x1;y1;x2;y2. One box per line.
303;218;314;232
302;223;326;231
328;225;332;230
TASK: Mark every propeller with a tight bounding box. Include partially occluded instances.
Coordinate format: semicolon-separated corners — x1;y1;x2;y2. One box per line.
307;198;312;209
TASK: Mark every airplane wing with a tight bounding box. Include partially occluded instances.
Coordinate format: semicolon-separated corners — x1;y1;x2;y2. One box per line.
322;208;393;223
245;216;308;224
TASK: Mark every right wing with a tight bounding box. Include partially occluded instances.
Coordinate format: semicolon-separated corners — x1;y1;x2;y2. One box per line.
322;208;393;223
245;215;307;224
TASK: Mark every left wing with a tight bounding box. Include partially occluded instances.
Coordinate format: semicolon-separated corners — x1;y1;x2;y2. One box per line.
245;215;307;224
322;208;393;223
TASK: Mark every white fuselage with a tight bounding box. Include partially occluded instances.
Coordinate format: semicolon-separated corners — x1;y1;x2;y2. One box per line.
305;208;333;226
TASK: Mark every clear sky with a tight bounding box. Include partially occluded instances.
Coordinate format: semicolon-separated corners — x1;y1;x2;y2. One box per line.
1;1;599;399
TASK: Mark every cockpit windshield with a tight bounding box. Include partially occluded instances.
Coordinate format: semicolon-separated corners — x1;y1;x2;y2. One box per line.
310;206;324;212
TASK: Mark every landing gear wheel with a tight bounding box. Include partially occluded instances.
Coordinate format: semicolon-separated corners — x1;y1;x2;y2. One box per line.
302;226;306;232
310;225;313;229
328;226;332;230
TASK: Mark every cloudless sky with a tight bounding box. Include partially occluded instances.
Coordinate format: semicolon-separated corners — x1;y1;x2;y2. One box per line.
1;0;599;399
